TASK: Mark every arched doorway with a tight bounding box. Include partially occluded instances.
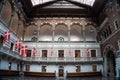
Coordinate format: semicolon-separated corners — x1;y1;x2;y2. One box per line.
106;50;116;77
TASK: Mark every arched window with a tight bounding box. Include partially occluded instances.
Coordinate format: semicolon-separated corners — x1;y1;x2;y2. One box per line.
31;37;38;42
58;37;64;42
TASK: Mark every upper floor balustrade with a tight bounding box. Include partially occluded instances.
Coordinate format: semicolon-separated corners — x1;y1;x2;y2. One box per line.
0;45;103;63
23;57;103;63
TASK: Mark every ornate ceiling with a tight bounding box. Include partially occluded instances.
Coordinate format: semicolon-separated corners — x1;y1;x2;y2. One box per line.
21;0;108;24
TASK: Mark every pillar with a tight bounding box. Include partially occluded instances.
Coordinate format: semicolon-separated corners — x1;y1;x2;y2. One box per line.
8;9;15;29
82;24;86;42
16;19;21;37
20;61;24;79
0;0;8;17
52;30;55;43
22;27;26;41
68;29;70;44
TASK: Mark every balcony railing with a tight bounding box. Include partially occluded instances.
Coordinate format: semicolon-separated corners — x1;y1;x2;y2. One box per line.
0;46;20;59
23;57;103;62
0;46;103;63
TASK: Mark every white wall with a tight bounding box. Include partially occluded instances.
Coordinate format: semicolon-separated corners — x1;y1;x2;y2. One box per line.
81;65;92;72
47;65;57;72
0;59;8;70
11;62;17;71
28;64;103;73
30;64;41;72
0;59;18;71
64;65;76;72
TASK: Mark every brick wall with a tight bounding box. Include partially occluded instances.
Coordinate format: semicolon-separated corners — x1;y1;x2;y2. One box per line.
100;0;120;56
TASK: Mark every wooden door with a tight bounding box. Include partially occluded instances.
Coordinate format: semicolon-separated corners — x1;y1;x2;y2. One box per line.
91;50;96;57
76;66;81;72
42;66;46;72
59;69;64;77
75;50;81;58
42;50;47;57
26;65;30;72
92;65;97;72
58;50;64;58
27;50;31;57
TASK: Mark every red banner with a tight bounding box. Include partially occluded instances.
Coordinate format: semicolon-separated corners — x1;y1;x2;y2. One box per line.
4;30;10;43
32;47;36;58
20;46;28;57
15;40;21;49
86;48;90;58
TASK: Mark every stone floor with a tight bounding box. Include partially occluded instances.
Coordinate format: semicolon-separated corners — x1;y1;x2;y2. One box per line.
0;76;118;80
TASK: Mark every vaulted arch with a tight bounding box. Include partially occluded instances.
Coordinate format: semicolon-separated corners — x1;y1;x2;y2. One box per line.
11;12;19;34
70;23;83;41
1;1;12;27
85;24;97;42
39;24;53;41
55;23;68;41
24;25;38;41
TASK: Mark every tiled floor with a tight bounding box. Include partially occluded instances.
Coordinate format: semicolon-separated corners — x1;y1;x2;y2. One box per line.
0;76;118;80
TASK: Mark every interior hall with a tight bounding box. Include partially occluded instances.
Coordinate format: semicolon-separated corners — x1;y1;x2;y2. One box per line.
0;0;120;80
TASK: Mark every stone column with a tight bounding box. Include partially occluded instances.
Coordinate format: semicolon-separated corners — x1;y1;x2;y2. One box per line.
82;24;86;42
20;61;24;79
22;27;26;41
103;55;107;77
81;20;87;58
67;20;71;46
8;9;15;29
0;0;8;17
52;29;55;43
37;25;40;42
68;29;70;44
16;20;21;37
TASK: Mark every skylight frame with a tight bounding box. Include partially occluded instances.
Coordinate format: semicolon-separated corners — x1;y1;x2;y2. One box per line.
31;0;96;6
31;0;54;6
72;0;95;6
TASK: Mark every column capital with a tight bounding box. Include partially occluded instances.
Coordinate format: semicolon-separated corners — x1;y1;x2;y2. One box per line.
80;20;87;26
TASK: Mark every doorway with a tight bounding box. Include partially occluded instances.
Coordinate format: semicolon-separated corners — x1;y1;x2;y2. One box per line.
75;50;81;58
106;50;116;77
42;50;47;60
26;65;30;72
91;50;96;57
59;66;64;77
58;50;64;60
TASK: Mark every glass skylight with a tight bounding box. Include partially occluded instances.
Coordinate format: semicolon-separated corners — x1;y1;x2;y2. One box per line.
72;0;95;6
31;0;95;6
31;0;54;6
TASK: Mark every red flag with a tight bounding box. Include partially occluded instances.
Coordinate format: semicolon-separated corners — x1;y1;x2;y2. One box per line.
4;30;10;43
86;48;90;58
15;40;21;49
20;46;28;57
32;47;36;58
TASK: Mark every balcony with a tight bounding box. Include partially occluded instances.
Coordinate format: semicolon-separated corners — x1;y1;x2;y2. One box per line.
0;46;20;60
23;57;103;63
0;45;103;63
